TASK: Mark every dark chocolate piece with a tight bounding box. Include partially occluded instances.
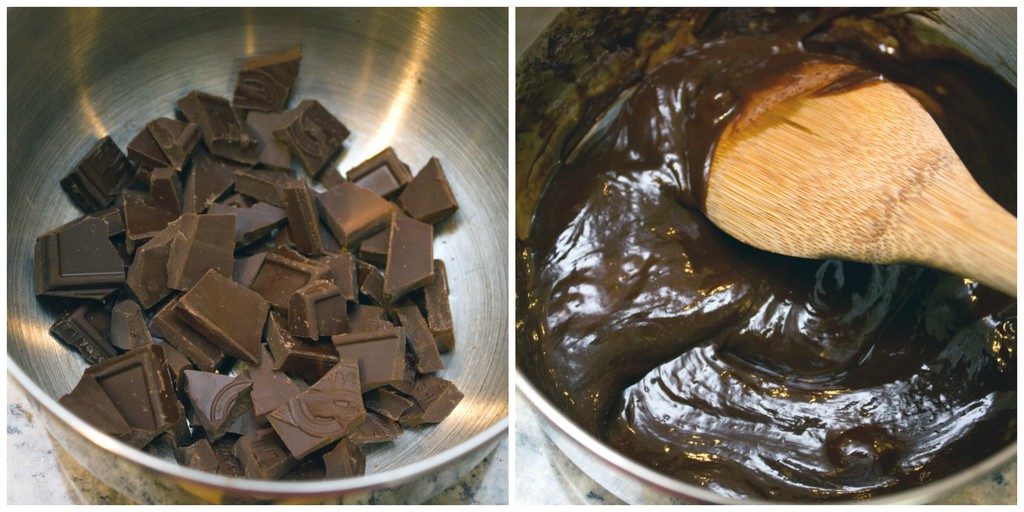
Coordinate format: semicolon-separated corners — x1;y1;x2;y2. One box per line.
251;248;331;310
358;261;389;308
383;215;434;303
226;406;261;436
289;281;349;339
177;438;220;473
248;345;305;421
62;136;135;212
233;428;300;480
155;339;194;384
398;404;427;428
128;127;171;170
316;182;391;247
345;147;413;199
348;304;393;332
349;411;403;445
358;228;389;267
247;110;293;170
177;269;269;364
167;213;236;291
363;388;414;421
212;436;246;477
266;312;339;382
84;344;184;447
58;374;133;442
273;99;349;178
332;328;406;391
50;302;117;364
233;48;302;113
177;91;259;164
280;180;326;256
183;370;253;441
410;376;463;424
234;251;267;288
93;205;126;237
152;297;226;372
322;438;365;478
233;169;293;207
394;301;444;374
147;167;182;213
320;252;357;301
147;117;201;171
396;157;459;223
422;259;455;353
184;151;247;213
126;217;182;308
110;300;154;350
267;359;365;459
123;189;178;250
34;216;125;300
208;202;287;246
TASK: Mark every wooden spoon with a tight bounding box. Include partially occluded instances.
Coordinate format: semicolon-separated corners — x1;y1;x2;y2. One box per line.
707;63;1016;296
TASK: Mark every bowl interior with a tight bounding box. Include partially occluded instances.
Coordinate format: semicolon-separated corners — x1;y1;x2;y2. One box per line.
8;7;508;477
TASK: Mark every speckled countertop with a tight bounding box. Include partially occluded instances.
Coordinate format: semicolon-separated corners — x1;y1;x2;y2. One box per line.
516;392;1015;505
6;381;507;505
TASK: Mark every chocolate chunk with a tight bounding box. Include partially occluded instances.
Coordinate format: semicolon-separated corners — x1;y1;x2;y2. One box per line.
332;328;406;391
319;221;342;253
147;117;201;171
184;151;247;213
316;182;392;247
394;301;444;373
34;216;125;300
177;438;219;473
248;345;305;421
233;48;302;113
398;404;427;427
84;344;184;447
167;213;235;291
126;218;182;308
383;215;434;303
155;338;194;384
93;205;126;237
266;312;338;382
422;259;455;352
233;169;293;207
397;157;459;223
281;180;326;256
410;376;463;424
267;359;365;458
62;136;136;212
128;127;171;170
208;202;287;246
358;228;389;267
177;269;269;364
59;374;133;442
349;411;403;445
392;354;417;395
123;189;178;250
110;300;154;350
345;147;412;199
289;281;349;339
233;428;300;479
183;370;253;441
152;297;226;372
50;302;117;364
247;110;293;170
226;406;261;436
212;436;246;477
358;261;389;308
363;388;414;421
323;438;365;478
177;91;259;164
274;99;349;177
349;304;393;332
147;167;182;213
251;248;331;310
317;168;345;188
234;251;267;288
320;252;357;301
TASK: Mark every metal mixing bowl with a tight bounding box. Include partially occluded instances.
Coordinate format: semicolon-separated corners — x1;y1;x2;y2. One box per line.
516;7;1016;504
8;7;508;504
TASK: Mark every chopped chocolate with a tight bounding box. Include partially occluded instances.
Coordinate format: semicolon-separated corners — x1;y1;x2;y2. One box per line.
233;168;293;207
280;180;326;256
177;91;259;164
123;189;178;250
251;248;331;310
394;301;444;373
34;216;125;300
233;428;300;479
392;354;417;395
50;302;117;364
93;205;126;237
184;151;246;213
267;359;365;459
383;215;434;303
320;252;357;301
152;297;226;372
110;300;154;350
398;404;427;428
248;346;305;421
183;370;253;441
332;328;406;391
233;48;302;113
322;438;365;478
167;213;235;291
266;312;338;382
147;117;201;171
358;228;389;267
397;157;459;223
422;259;455;353
126;218;181;308
177;269;269;364
363;388;414;421
226;406;261;436
177;438;220;473
58;374;133;442
317;168;346;188
212;436;246;477
247;110;293;170
234;251;267;288
208;202;287;246
410;376;463;424
358;261;389;308
348;304;393;332
62;136;135;213
128;126;171;170
345;147;412;199
316;182;391;247
291;283;348;339
155;338;194;384
274;99;349;178
319;221;342;253
147;167;182;213
349;411;403;445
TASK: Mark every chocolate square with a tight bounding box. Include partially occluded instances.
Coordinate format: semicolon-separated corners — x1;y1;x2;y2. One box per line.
50;302;116;365
34;216;125;300
396;157;459;223
344;147;413;199
176;269;270;364
273;99;349;178
177;90;260;165
233;48;302;113
316;182;392;247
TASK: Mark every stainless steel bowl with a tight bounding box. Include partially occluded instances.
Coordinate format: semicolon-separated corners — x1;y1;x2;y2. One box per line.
8;7;508;504
516;7;1016;504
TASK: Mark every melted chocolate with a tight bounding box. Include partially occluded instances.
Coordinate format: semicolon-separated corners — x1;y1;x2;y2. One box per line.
518;8;1015;501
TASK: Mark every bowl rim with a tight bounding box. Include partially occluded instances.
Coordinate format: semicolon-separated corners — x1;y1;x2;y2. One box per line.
517;369;1016;504
9;359;508;496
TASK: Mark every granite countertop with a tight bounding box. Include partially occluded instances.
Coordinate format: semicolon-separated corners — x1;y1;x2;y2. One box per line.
6;381;507;505
516;392;1015;505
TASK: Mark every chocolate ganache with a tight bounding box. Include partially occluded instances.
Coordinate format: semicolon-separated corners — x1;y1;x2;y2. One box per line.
517;8;1016;500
